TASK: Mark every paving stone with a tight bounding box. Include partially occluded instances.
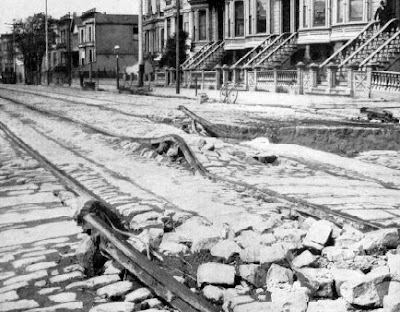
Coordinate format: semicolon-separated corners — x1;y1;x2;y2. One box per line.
0;254;14;263
340;266;391;307
0;299;39;311
37;287;61;295
0;290;19;302
238;264;267;288
12;256;47;269
97;281;134;298
197;263;235;287
210;240;242;260
89;302;136;312
3;270;48;286
266;264;294;290
0;272;15;281
140;298;163;309
260;243;287;264
66;274;121;290
49;271;84;284
292;250;316;268
21;249;59;259
25;261;58;272
296;268;334;298
271;287;309;312
0;282;28;294
48;292;77;303
306;299;347;312
304;220;332;246
25;302;84;311
125;287;153;303
202;285;224;303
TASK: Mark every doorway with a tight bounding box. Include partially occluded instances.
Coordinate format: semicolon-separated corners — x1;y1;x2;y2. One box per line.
282;0;291;33
218;6;224;40
387;0;400;19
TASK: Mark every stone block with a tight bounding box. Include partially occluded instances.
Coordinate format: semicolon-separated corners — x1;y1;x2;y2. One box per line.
321;246;356;262
232;301;274;312
266;264;293;290
330;268;365;296
271;287;309;312
125;288;153;303
260;243;287;264
210;240;242;261
235;230;261;249
238;264;267;288
387;252;400;276
304;220;332;246
292;250;316;268
273;228;306;244
306;299;347;312
202;285;224;303
340;266;390;307
197;263;235;287
97;281;134;298
296;268;334;298
89;302;135;312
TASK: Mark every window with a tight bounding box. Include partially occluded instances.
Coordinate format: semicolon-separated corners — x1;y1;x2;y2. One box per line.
256;0;268;33
313;0;326;26
303;4;309;27
80;29;84;43
161;28;165;49
235;1;245;37
88;26;92;42
167;18;171;37
350;0;363;21
89;50;93;63
53;52;57;67
133;26;139;40
337;0;344;23
199;10;207;40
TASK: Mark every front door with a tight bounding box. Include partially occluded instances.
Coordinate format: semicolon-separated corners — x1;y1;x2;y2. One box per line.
282;0;291;33
387;0;400;18
218;6;224;40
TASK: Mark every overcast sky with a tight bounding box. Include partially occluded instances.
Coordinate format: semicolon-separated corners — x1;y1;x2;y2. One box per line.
0;0;139;34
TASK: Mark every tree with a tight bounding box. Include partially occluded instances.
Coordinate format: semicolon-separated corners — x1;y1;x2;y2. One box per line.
160;31;189;68
13;13;56;84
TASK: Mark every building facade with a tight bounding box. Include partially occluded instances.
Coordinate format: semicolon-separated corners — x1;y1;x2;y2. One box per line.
0;34;14;81
144;0;400;69
77;9;139;72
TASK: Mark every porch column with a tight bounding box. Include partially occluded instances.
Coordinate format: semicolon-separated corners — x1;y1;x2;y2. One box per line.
195;10;199;41
222;64;230;85
297;62;306;95
266;0;271;34
171;16;176;36
206;8;210;41
326;63;338;93
215;65;222;90
347;63;359;98
164;18;168;42
189;11;194;40
230;3;235;37
212;7;218;41
309;63;319;87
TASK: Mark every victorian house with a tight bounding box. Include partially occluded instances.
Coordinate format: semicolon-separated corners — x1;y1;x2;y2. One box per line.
143;0;400;74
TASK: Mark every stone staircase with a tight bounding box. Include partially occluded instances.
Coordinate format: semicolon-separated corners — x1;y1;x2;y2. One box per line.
311;19;400;96
181;42;214;70
186;41;225;70
238;33;297;69
231;34;278;69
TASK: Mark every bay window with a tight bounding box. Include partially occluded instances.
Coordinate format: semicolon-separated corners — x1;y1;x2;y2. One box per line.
349;0;363;21
313;0;326;26
235;1;245;37
256;0;268;33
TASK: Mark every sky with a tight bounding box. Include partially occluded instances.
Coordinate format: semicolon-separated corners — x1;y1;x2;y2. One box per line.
0;0;140;34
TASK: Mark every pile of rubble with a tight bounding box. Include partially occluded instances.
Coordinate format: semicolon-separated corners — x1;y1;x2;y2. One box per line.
132;210;400;312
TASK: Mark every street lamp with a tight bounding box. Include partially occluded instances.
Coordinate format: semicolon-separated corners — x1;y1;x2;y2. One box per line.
114;45;120;90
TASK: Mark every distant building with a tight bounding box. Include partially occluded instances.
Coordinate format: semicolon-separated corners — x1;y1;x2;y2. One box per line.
77;8;139;72
0;34;14;80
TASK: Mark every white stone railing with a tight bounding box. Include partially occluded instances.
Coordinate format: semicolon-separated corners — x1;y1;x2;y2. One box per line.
371;71;400;92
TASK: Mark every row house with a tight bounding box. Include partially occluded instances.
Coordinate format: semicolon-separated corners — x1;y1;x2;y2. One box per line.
0;34;24;83
145;0;400;74
77;9;139;72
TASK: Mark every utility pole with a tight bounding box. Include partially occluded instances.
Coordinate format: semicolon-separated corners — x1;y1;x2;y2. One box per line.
45;0;49;85
138;0;144;87
175;0;180;94
68;12;72;86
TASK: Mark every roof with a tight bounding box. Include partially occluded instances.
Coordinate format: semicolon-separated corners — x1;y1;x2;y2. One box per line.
94;14;138;25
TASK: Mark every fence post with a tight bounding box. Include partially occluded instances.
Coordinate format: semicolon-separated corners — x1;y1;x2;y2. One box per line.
273;65;280;93
183;69;188;88
309;63;319;88
200;70;205;90
253;66;259;91
346;63;359;98
170;67;176;86
97;69;100;90
222;64;229;86
232;65;239;84
365;63;377;99
215;65;222;90
164;67;169;87
296;62;305;95
326;63;338;94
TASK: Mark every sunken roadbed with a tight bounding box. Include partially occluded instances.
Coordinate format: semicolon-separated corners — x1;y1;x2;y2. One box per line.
0;85;400;312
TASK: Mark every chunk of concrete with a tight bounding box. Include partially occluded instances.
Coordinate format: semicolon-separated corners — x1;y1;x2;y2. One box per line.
387;252;400;276
159;242;189;255
306;299;347;312
235;230;261;250
304;220;332;246
273;228;306;244
260;243;287;264
330;268;365;296
210;240;242;261
239;246;260;263
266;264;293;290
232;301;273;312
238;264;267;288
271;286;309;312
335;225;364;248
340;266;390;307
292;250;316;268
360;228;400;252
197;263;235;287
321;246;356;262
383;279;400;312
296;268;334;298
